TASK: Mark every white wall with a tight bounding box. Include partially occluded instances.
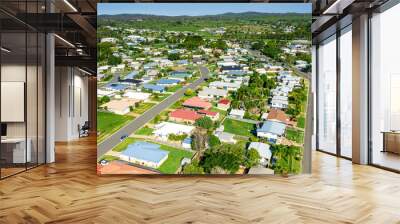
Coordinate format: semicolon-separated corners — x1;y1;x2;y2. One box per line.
55;67;89;141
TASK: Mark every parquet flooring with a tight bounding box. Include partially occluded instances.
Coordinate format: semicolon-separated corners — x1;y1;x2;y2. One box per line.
1;136;400;223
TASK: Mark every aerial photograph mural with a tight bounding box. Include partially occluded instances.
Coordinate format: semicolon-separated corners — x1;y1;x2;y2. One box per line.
96;3;312;175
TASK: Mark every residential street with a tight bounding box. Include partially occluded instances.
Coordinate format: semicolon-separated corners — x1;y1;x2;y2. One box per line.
97;66;209;159
246;46;313;173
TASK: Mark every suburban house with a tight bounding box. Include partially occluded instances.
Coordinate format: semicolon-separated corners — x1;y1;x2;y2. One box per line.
198;87;228;100
119;141;169;169
169;109;203;124
143;62;157;70
130;61;142;70
104;83;129;91
214;131;236;144
197;109;220;121
182;97;212;110
176;59;189;66
169;71;192;81
229;109;245;119
103;98;140;115
153;122;195;140
257;120;286;143
157;78;180;86
224;70;247;76
97;65;110;74
143;84;165;93
248;142;272;167
100;37;117;43
119;71;143;86
217;98;231;110
110;64;125;73
146;69;159;77
271;95;289;109
182;138;192;149
97;89;116;98
209;81;241;91
267;109;290;124
123;90;151;101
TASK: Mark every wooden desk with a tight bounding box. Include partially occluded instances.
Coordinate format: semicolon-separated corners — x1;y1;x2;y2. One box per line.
1;138;31;163
382;131;400;154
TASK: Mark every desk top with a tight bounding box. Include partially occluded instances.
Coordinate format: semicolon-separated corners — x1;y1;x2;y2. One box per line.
1;138;29;143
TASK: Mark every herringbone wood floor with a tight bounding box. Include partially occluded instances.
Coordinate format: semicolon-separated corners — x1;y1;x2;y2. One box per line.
1;137;400;224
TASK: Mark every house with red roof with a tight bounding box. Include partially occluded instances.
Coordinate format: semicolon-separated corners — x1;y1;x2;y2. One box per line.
217;98;231;111
267;108;290;124
169;109;203;124
182;97;212;110
198;109;220;121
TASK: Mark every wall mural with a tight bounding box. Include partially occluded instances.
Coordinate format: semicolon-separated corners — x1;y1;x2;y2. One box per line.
96;3;312;175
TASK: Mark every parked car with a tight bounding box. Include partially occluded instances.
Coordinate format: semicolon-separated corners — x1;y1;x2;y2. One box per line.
120;134;128;141
100;160;109;166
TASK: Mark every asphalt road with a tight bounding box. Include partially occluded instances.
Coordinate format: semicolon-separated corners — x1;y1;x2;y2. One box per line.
247;47;313;173
97;66;209;159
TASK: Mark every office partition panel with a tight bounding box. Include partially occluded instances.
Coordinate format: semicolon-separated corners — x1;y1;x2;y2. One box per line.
0;1;47;179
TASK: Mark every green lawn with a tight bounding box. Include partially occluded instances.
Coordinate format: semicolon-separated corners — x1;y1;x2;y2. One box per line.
158;144;193;174
223;118;256;137
111;137;193;174
97;111;134;143
286;128;305;144
98;155;120;162
132;102;156;114
151;93;171;102
112;137;136;152
135;126;154;136
297;115;305;129
167;84;183;92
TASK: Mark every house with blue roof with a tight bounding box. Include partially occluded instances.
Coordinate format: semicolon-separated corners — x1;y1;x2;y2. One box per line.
169;71;192;81
125;71;139;79
143;62;157;70
118;71;143;86
182;137;192;149
225;70;247;76
104;83;129;91
157;78;180;86
176;59;189;65
119;141;169;168
257;120;286;143
143;84;165;93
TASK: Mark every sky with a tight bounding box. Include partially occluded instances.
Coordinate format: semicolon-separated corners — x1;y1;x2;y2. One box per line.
98;3;311;16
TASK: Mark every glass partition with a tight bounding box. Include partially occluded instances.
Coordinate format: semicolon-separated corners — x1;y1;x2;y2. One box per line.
0;1;46;179
317;34;337;154
339;25;352;158
370;3;400;171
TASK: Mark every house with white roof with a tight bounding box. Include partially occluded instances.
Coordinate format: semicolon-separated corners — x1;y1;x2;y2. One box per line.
229;109;245;119
123;90;151;101
130;61;142;70
97;65;110;74
271;95;289;109
97;89;116;97
257;120;286;143
153;122;195;141
209;81;241;91
198;87;228;100
101;37;117;43
214;131;236;144
111;64;125;73
248;142;272;167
